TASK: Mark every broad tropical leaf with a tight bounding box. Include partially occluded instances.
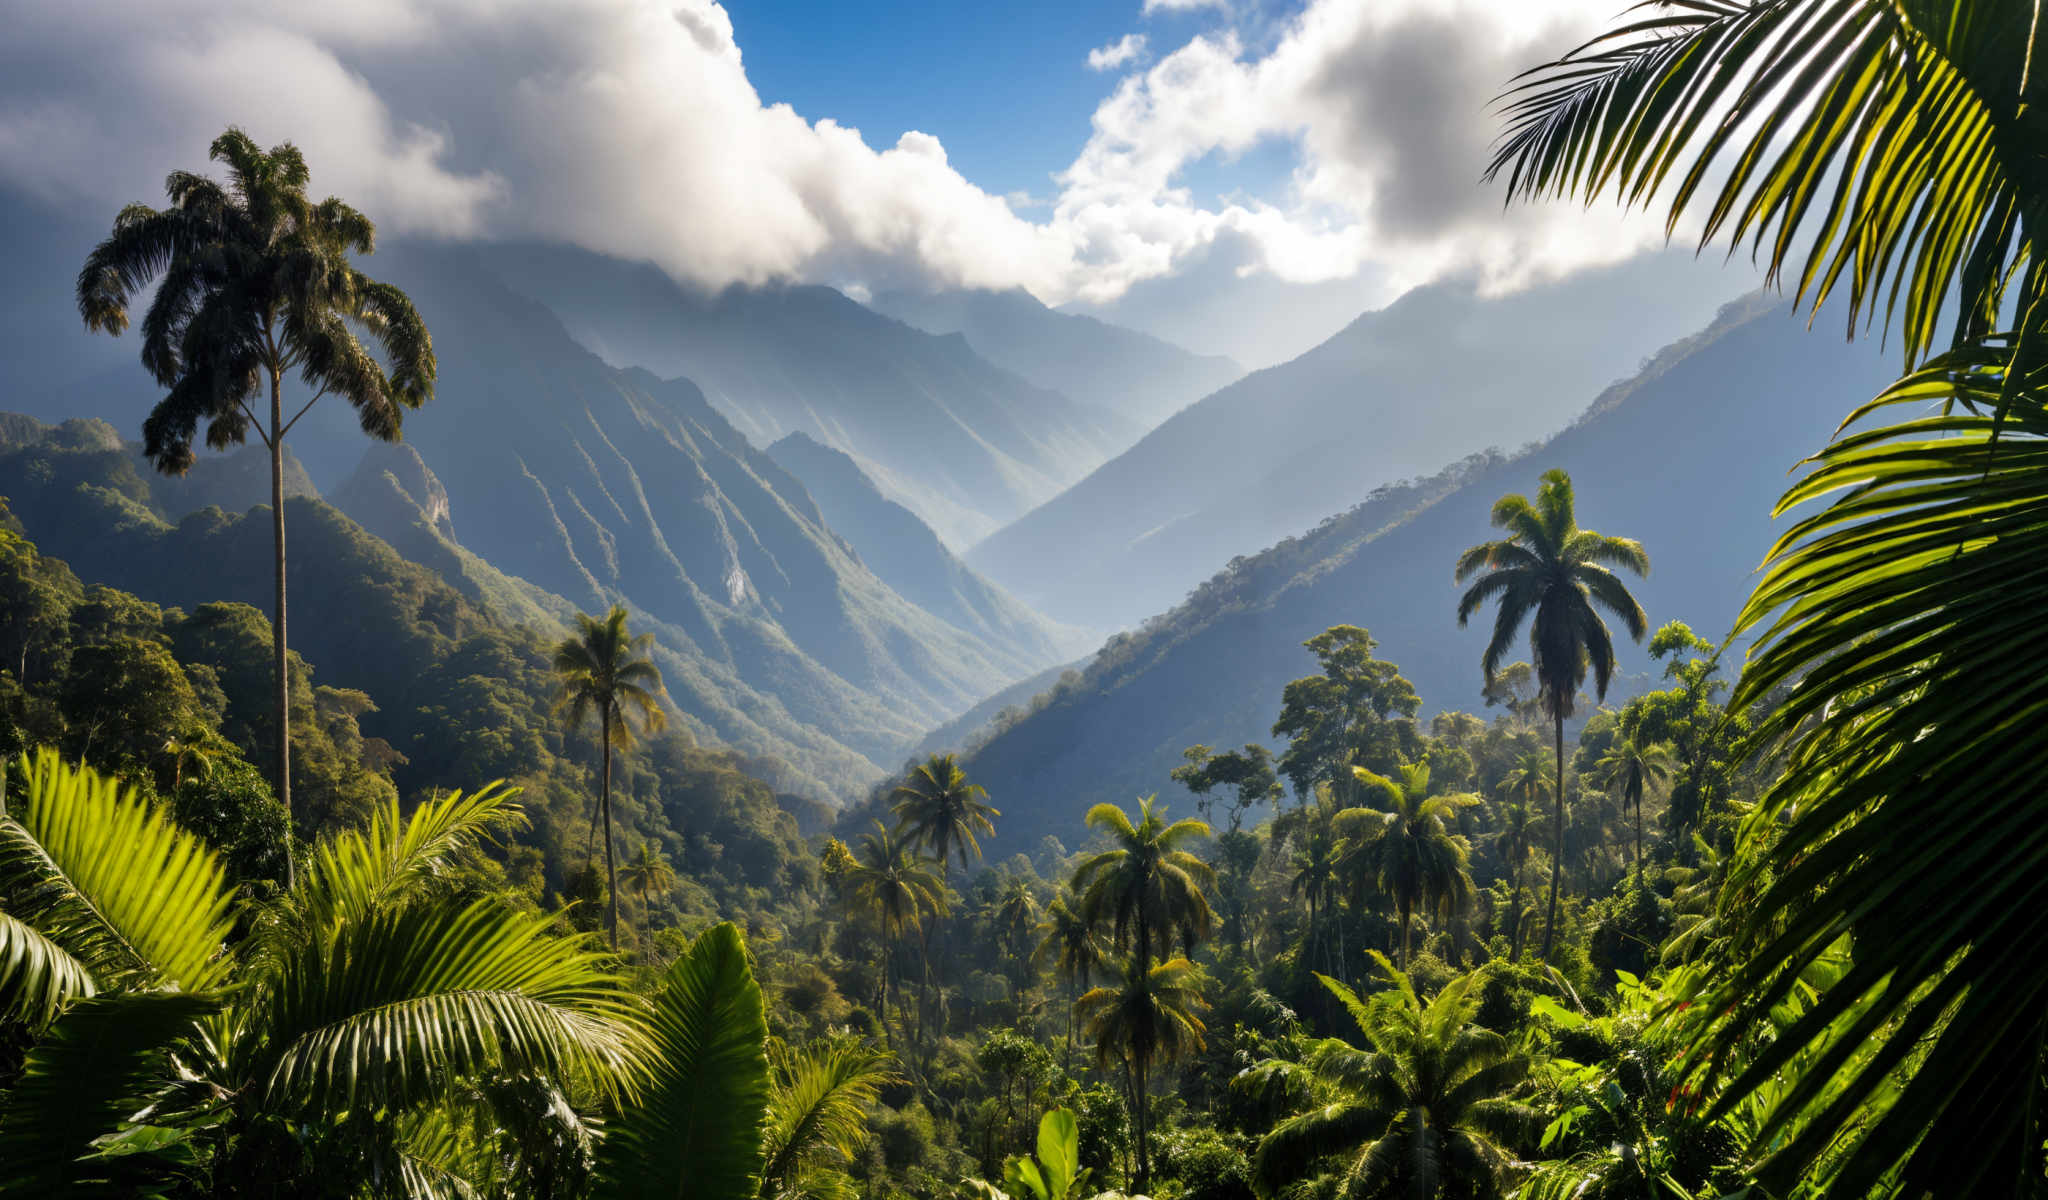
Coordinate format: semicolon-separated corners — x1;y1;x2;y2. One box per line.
598;922;772;1200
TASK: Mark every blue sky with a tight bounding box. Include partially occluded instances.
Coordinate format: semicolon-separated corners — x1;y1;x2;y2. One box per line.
1;0;1684;365
731;0;1292;204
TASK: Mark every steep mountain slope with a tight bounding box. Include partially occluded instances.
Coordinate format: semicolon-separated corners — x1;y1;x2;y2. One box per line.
472;243;1122;547
0;412;876;798
968;256;1750;629
867;287;1242;443
765;432;1086;664
349;243;1071;772
956;298;1900;845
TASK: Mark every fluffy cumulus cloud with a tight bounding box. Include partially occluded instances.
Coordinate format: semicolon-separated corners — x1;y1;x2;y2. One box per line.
1088;34;1150;73
0;0;1670;309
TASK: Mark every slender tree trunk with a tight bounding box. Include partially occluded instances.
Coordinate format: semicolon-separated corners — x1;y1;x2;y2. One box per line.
1634;794;1644;886
1399;901;1412;969
1133;1055;1150;1192
1065;975;1077;1072
268;367;294;891
1541;715;1565;960
602;708;619;949
1509;860;1524;962
916;921;932;1058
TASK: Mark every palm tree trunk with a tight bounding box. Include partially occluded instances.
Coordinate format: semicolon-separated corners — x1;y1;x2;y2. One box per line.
268;367;294;891
1133;1054;1150;1192
1634;795;1644;886
1509;861;1524;962
915;922;932;1057
1541;714;1565;960
602;708;619;950
1399;901;1412;969
1065;975;1077;1072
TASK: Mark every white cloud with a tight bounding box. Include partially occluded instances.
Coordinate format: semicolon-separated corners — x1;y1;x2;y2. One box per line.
1087;34;1148;72
1143;0;1230;14
0;0;1674;312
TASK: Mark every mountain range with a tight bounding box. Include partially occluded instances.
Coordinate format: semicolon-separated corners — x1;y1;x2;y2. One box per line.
953;296;1901;845
867;286;1243;446
967;253;1748;629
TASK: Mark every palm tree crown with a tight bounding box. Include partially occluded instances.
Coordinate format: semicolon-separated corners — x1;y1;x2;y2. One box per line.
1455;470;1648;721
1074;953;1209;1192
1456;469;1646;961
552;605;666;949
889;753;999;875
1250;957;1534;1200
1595;733;1673;883
1337;762;1478;967
1071;795;1215;965
76;129;436;885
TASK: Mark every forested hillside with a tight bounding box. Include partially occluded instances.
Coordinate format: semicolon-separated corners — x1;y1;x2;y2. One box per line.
959;297;1898;842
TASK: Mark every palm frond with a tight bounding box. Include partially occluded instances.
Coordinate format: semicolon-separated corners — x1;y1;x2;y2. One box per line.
0;909;98;1029
0;749;232;993
242;896;647;1115
0;991;218;1195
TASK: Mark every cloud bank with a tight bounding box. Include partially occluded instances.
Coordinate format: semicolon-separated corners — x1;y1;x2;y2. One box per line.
0;0;1667;308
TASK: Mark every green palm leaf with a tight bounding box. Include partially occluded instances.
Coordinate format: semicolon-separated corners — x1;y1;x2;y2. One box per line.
0;749;232;994
598;922;772;1200
0;909;97;1028
238;896;647;1114
759;1039;898;1200
0;991;218;1195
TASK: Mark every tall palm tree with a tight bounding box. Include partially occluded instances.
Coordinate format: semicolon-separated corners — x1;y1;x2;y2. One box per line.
76;130;435;886
845;822;945;1045
1338;763;1478;968
993;876;1041;991
1595;734;1673;884
1071;795;1215;971
619;841;678;912
1455;469;1647;959
1485;6;2048;1189
1033;893;1107;1070
1287;799;1346;978
890;753;999;875
1250;956;1534;1200
552;605;666;950
1492;797;1537;962
1074;954;1209;1192
0;750;644;1195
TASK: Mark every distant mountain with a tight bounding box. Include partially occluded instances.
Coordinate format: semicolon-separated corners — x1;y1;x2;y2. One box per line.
968;256;1749;629
958;297;1900;845
765;431;1087;664
350;243;1076;780
867;287;1242;444
468;243;1122;548
0;230;1090;801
